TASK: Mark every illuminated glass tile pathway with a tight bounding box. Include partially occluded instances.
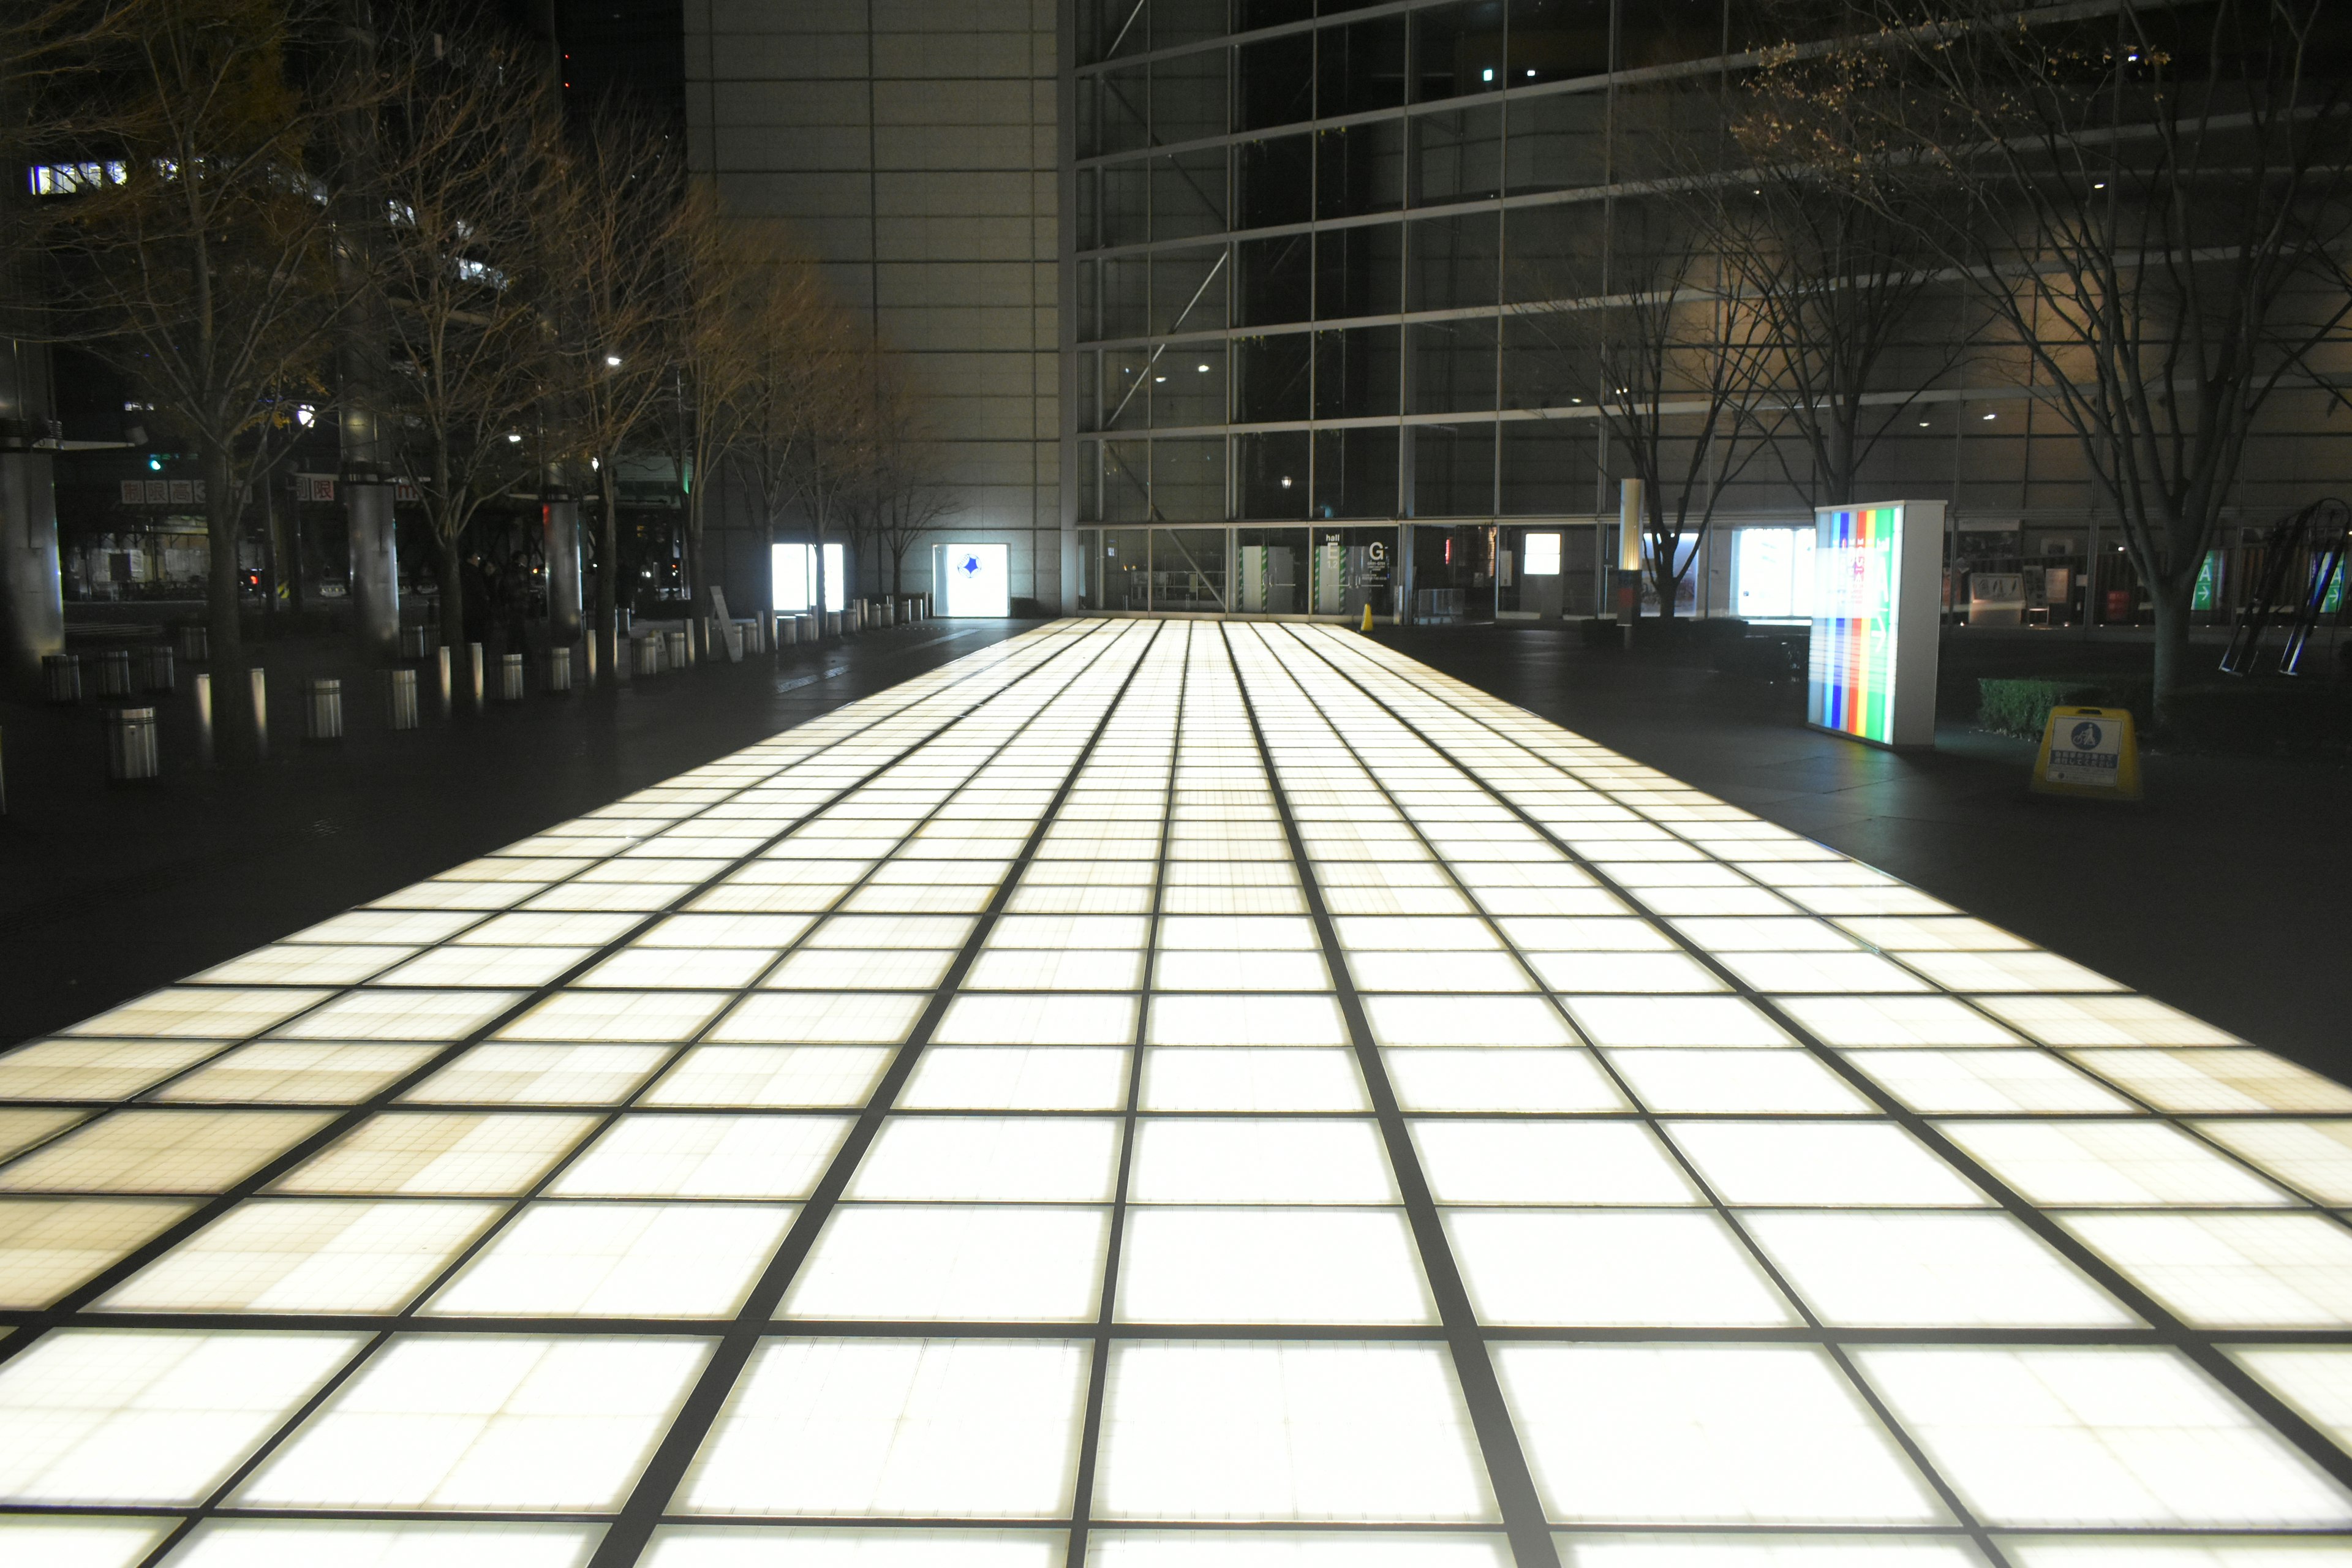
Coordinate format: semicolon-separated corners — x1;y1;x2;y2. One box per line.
3;619;2351;1567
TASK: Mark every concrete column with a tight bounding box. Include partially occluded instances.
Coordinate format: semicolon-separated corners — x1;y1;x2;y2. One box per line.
545;495;582;638
0;334;63;695
346;478;399;663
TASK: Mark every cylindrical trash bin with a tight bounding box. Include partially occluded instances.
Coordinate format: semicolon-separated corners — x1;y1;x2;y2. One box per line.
631;635;660;677
387;667;420;730
304;677;343;742
141;645;176;693
107;706;159;782
176;624;209;663
546;646;572;692
665;630;688;670
43;653;81;703
98;648;134;698
775;615;796;649
496;652;524;701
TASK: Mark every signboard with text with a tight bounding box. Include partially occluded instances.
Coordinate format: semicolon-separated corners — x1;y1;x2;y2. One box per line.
1807;500;1945;748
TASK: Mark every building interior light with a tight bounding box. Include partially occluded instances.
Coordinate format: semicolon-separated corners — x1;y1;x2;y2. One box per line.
1482;67;1494;82
1526;69;1536;78
1983;413;1997;421
1918;420;1931;428
1280;477;1293;488
147;456;161;472
1197;364;1210;372
507;433;524;443
1154;375;1166;383
605;355;623;367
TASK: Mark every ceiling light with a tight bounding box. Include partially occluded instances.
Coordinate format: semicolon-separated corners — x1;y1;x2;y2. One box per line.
1982;413;1996;421
507;432;524;443
605;354;622;366
1280;477;1293;488
1197;363;1210;372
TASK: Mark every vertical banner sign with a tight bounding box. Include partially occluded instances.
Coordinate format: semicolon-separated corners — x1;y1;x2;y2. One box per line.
1808;500;1945;748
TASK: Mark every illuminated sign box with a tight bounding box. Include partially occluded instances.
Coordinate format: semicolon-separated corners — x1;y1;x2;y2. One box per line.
1807;500;1945;749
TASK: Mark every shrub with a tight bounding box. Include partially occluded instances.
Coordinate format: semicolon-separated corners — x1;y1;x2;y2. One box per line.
1978;676;2153;738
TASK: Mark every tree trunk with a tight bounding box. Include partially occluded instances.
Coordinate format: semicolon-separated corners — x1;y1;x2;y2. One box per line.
2150;576;2194;733
203;444;253;760
597;464;619;676
436;527;466;650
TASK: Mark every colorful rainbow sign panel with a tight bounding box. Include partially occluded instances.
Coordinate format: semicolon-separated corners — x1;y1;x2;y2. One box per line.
1808;500;1944;748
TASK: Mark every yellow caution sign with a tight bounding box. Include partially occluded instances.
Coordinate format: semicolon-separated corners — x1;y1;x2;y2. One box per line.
2031;705;2143;801
1360;604;1374;632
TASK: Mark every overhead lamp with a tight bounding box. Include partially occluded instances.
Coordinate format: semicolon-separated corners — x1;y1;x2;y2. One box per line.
506;432;524;443
1280;476;1293;488
605;354;623;366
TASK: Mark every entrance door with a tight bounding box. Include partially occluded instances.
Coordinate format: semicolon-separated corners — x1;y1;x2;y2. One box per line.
940;542;1011;617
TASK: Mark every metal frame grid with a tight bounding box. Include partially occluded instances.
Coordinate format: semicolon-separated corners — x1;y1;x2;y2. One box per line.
3;619;2351;1568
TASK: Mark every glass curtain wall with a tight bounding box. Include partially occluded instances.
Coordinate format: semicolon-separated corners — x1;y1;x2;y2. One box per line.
1071;0;1751;548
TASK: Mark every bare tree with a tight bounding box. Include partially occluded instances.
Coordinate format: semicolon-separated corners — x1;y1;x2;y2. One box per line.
367;15;553;653
1524;208;1778;619
728;254;852;631
1814;0;2352;720
662;186;761;642
540;109;687;673
39;0;354;755
856;349;959;602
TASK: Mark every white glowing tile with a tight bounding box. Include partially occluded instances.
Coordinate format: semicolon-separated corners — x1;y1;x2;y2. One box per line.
371;880;540;911
1156;950;1333;991
0;1109;333;1193
644;1045;892;1108
1334;916;1502;952
2067;1049;2352;1115
269;1111;595;1195
1118;1207;1434;1324
1140;1049;1366;1112
1094;1342;1494;1521
1845;1050;2134;1114
1412;1121;1700;1205
1744;1211;2136;1327
1087;1534;1509;1568
1938;1120;2296;1208
1366;995;1576;1048
1145;995;1348;1047
2229;1347;2352;1458
1448;1209;1795;1327
1723;951;1931;993
809;914;978;949
0;1039;227;1101
285;910;482;944
1853;1346;2352;1526
373;944;598;989
0;1516;178;1568
0;1197;198;1308
1157;916;1318;950
2193;1120;2352;1205
712;993;929;1044
167;1518;601;1567
1497;1344;1942;1524
148;1041;437;1104
1466;886;1629;918
780;1205;1108;1321
1565;997;1793;1049
924;994;1142;1049
63;987;334;1040
966;948;1146;989
1524;952;1722;993
192;944;420;986
1973;995;2242;1048
680;1340;1087;1517
1669;918;1858;952
1838;916;2033;952
848;1115;1121;1202
549;1114;849;1199
1776;996;2023;1049
428;1201;794;1317
529;880;698;912
900;1047;1129;1110
1385;1050;1629;1112
764;948;960;990
1610;1050;1874;1114
2057;1213;2352;1328
495;989;728;1043
580;948;777;989
1493;918;1669;954
0;1330;363;1503
1667;1122;1989;1207
239;1335;707;1510
637;913;815;948
1621;888;1798;917
97;1198;498;1313
1129;1118;1395;1204
1782;885;1959;917
1903;950;2126;993
402;1044;671;1105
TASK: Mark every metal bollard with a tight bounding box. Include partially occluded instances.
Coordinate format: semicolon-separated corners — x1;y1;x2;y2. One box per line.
176;624;209;663
304;677;342;742
107;705;159;782
776;615;796;649
401;625;433;659
584;635;598;687
632;635;660;678
665;630;687;671
251;667;269;757
141;644;176;693
435;645;453;714
97;648;134;698
192;672;213;764
466;642;485;707
43;653;81;703
546;646;572;693
496;652;524;701
387;667;420;730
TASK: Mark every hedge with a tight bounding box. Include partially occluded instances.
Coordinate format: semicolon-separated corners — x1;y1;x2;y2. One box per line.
1978;676;2154;738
